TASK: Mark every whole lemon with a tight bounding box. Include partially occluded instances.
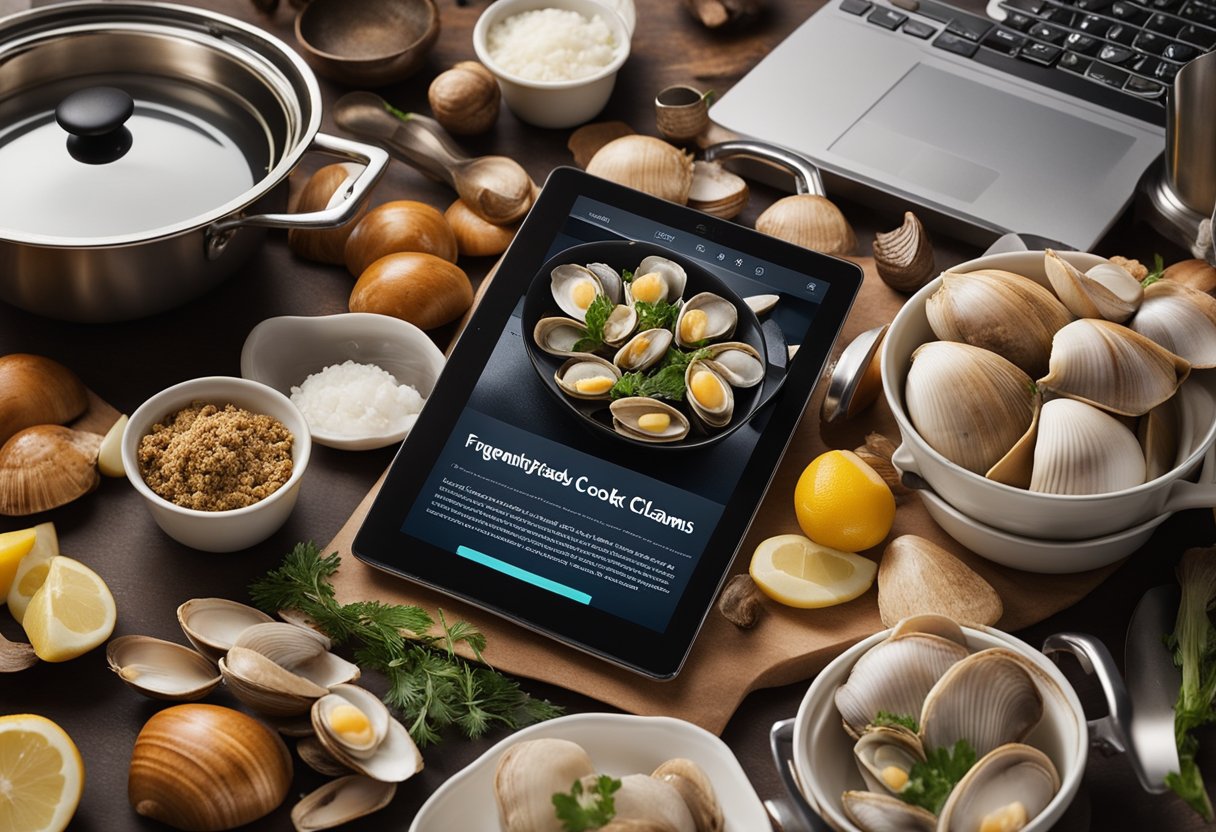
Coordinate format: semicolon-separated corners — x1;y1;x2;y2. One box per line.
794;450;896;552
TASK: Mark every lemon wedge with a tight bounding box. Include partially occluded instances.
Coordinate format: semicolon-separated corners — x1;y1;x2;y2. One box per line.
0;714;84;832
749;534;877;608
0;527;37;601
794;450;896;552
7;523;59;625
97;414;127;478
22;556;116;663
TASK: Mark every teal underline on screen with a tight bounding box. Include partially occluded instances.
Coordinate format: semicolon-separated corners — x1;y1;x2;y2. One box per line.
456;545;592;605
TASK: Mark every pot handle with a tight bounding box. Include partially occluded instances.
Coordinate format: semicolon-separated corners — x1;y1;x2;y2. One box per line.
891;442;931;492
702;140;826;197
1041;632;1164;793
205;133;389;252
768;718;835;832
1160;442;1216;512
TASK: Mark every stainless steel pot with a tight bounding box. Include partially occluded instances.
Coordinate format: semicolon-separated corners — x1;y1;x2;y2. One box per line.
0;1;389;322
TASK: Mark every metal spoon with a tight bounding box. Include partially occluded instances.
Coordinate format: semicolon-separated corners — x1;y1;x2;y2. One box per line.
0;631;38;672
332;91;535;226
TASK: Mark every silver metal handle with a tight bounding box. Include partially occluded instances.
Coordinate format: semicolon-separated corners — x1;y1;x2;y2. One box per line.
768;718;834;832
702;140;825;197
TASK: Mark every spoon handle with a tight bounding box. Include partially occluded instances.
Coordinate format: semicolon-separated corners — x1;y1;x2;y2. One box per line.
381;112;468;187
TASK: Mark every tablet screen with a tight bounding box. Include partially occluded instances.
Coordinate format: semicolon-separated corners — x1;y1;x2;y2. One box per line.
354;168;861;678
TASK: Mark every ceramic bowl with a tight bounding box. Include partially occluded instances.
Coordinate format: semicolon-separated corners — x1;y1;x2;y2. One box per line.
881;249;1216;540
294;0;440;87
121;377;311;553
473;0;631;129
240;313;446;451
793;624;1088;832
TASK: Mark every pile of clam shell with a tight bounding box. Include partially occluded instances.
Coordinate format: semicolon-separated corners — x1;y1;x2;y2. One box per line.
534;254;768;444
106;597;421;832
833;615;1059;832
905;250;1216;495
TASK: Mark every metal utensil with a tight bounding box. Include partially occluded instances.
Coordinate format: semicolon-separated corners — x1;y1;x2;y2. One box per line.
821;324;887;423
1124;584;1183;792
768;719;834;832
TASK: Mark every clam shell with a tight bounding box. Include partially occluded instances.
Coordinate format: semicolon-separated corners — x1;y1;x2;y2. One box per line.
610;397;691;443
0;353;89;447
585;136;695;204
106;635;221;701
684;361;733;428
551;263;604;322
1129;280;1216;368
833;632;970;739
904;342;1037;475
233;622;360;689
674;292;737;347
1029;398;1145;495
1038;319;1190;417
872;211;936;294
1044;249;1142;322
312;684;422;783
651;758;724;832
297;736;354;776
313;685;389;759
555;355;622;399
614;329;675;373
841;790;936;832
756;194;857;256
703;342;764;388
177;597;276;664
533;317;589;358
937;743;1060;832
495;738;596;832
587;262;624;305
744;294;778;316
220;646;329;716
853;725;926;796
1139;394;1181;482
603;773;696;832
919;649;1043;758
629;255;688;305
603;303;640;346
0;425;101;516
291;775;396;832
926;269;1073;377
887;613;968;647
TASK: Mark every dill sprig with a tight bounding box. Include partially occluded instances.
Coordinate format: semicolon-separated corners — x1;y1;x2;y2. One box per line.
249;542;562;746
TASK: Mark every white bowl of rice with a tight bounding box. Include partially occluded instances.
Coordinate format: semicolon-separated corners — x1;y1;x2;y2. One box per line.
240;313;446;451
473;0;632;129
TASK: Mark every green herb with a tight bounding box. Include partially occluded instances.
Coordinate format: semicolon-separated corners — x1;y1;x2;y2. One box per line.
249;543;562;746
620;269;634;283
899;739;977;814
1142;253;1166;288
1165;546;1216;820
553;775;621;831
384;102;414;123
609;347;713;402
873;711;919;732
634;299;681;332
572;294;615;353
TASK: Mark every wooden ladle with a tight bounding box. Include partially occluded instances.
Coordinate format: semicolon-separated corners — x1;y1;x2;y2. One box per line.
0;631;38;672
333;91;534;226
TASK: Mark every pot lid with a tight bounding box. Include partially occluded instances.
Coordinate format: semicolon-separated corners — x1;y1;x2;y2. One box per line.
0;2;320;245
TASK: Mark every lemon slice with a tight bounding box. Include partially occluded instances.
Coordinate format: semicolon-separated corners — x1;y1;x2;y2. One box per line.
7;523;60;625
0;714;84;832
22;556;116;663
0;527;38;601
794;450;896;552
749;534;877;608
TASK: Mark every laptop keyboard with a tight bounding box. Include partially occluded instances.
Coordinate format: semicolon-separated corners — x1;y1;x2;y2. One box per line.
837;0;1215;124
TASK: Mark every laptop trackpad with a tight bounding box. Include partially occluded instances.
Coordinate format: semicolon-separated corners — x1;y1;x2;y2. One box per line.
828;63;1136;205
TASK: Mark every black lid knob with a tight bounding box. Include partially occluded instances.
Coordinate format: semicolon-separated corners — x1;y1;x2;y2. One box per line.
56;87;135;165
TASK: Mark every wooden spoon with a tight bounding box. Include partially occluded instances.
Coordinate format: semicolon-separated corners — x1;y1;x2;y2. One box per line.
333;92;534;226
0;631;38;672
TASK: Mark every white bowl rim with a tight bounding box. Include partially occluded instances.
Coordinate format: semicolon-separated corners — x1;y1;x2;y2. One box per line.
473;0;631;91
122;376;312;518
881;249;1216;504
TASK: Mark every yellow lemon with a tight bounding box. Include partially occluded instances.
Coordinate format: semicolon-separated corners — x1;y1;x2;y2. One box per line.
793;450;896;552
22;557;116;663
0;714;84;832
7;523;60;625
749;534;877;608
0;527;37;601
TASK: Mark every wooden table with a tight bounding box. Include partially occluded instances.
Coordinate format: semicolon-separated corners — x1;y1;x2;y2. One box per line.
0;0;1211;829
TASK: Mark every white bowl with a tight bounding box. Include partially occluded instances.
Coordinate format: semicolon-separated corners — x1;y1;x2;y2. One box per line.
410;713;769;831
121;377;311;552
239;313;446;451
793;625;1087;832
881;249;1216;540
473;0;631;129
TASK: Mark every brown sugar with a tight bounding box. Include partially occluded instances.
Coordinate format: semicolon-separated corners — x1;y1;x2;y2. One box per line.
137;402;293;511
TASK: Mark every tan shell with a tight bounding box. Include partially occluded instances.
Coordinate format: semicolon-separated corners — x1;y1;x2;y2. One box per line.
1130;279;1216;368
841;790;936;832
1044;249;1142;322
428;61;500;136
297;735;353;777
568;120;635;168
614;329;675;373
877;535;1003;628
755;194;857;256
687;160;748;220
744;294;778;316
0;425;101;516
1028;398;1146;495
630;256;688;305
292;775;397;832
872;211;936;293
937;743;1060;832
311;685;422;783
684;361;734;428
106;635;222;701
888;613;968;647
853;725;926;796
919;649;1044;758
603;304;640;346
551;263;606;322
234;622;359;688
446;198;515;258
556;355;622;399
586;136;695;204
610;397;691;443
495;738;596;832
1139;394;1181;481
220;647;329;717
534;317;590;358
604;773;696;832
651;758;724;832
1163;258;1216;295
703;342;764;388
177;597;275;664
0;353;89;447
674;293;737;348
1038;319;1190;417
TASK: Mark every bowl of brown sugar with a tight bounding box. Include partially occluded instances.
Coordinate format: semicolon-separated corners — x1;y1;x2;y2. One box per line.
121;376;312;552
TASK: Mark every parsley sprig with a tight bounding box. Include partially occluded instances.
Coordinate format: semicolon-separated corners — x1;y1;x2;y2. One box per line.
572;294;615;353
634;299;681;331
873;711;919;732
899;740;977;814
1141;253;1166;288
610;347;711;402
553;775;621;831
249;543;562;746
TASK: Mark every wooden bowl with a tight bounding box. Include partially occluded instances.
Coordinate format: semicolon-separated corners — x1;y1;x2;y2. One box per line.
294;0;440;87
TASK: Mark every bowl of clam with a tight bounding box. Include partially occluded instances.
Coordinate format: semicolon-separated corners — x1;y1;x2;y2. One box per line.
881;248;1216;566
523;241;778;450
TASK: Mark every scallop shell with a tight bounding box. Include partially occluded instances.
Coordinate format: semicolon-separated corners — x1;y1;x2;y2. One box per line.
919;649;1044;758
555;355;622;399
610;397;691;443
291;775;397;832
0;425;101;516
585;135;695;204
177;597;275;664
904;342;1037;475
312;685;422;783
1044;249;1143;322
106;636;222;701
937;743;1060;832
926;269;1073;377
703;342;764;388
1129;280;1216;368
674;292;737;347
1029;398;1146;495
614;329;675;373
629;255;688;305
684;361;734;428
853;725;926;796
551;263;605;322
841;790;937;832
872;211;936;294
1038;319;1190;417
533;317;589;357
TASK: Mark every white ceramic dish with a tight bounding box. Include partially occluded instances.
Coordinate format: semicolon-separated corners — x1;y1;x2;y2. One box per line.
881;248;1216;540
240;313;446;451
121;376;311;552
409;713;769;831
794;625;1087;832
473;0;632;129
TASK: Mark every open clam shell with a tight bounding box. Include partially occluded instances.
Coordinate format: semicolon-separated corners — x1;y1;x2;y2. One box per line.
586;262;624;305
650;758;724;832
937;743;1060;832
533;317;589;358
106;635;221;701
853;725;926;796
292;775;397;832
675;292;737;348
685;361;733;428
220;646;330;716
1044;249;1142;322
1129;280;1216;369
0;425;101;516
841;790;936;832
603;303;639;346
233;622;359;688
312;684;423;783
1029;398;1146;495
495;738;595;832
702;342;764;388
614;328;674;373
177;597;275;664
610;398;691;443
313;683;389;759
551;263;605;322
628;255;688;305
555;355;622;399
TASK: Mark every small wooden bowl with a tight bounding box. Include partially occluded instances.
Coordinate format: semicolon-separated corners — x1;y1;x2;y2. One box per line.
295;0;440;87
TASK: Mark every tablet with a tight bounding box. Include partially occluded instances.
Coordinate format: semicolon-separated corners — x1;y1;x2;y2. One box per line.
353;167;862;679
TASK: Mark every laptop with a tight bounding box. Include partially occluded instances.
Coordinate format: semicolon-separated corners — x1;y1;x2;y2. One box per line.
710;0;1213;249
